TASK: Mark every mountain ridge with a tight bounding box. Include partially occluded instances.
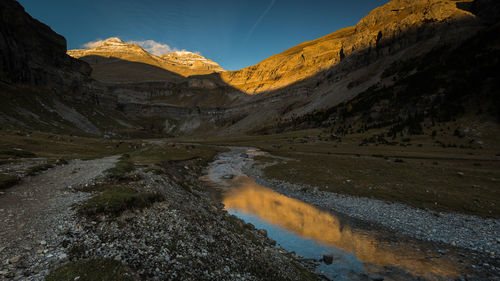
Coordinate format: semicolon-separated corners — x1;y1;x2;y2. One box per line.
1;0;499;138
219;0;479;94
67;37;225;83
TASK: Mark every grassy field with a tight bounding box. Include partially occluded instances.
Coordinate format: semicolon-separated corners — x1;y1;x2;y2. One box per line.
126;142;226;165
183;124;500;218
2;122;499;218
0;129;140;160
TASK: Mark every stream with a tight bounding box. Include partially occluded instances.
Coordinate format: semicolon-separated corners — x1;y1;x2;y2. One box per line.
202;147;464;280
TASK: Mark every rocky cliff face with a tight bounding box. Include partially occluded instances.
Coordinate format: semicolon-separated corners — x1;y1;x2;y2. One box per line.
68;38;224;83
0;0;91;88
220;0;479;94
0;1;139;136
1;0;498;137
161;51;224;73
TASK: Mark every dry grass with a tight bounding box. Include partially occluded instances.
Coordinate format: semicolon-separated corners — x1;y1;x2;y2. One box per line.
0;130;139;160
0;174;19;190
46;259;136;281
77;186;163;218
184;125;500;218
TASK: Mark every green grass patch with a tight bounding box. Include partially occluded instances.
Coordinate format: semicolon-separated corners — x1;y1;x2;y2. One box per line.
0;148;37;159
258;152;500;218
78;186;163;217
26;163;55;176
127;143;227;166
0;174;19;190
105;160;135;179
46;259;135;281
0;130;138;161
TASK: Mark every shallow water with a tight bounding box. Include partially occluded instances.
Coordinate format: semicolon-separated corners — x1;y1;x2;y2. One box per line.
204;148;462;280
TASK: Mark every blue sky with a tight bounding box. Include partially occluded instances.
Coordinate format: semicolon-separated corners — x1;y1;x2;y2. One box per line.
18;0;390;70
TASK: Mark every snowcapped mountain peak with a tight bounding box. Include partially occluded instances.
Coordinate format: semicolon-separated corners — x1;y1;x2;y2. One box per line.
104;37;124;43
67;38;225;78
101;37;126;45
161;52;224;72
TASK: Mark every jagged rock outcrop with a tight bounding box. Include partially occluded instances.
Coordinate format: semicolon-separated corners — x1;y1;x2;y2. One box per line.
161;51;224;72
68;38;224;83
220;0;480;94
0;0;91;88
0;1;139;136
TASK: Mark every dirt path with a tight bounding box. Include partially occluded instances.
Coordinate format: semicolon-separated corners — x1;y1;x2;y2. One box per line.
0;155;119;280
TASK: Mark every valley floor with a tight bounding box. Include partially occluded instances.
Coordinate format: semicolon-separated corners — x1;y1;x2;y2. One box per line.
0;135;317;280
0;128;499;280
243;149;500;279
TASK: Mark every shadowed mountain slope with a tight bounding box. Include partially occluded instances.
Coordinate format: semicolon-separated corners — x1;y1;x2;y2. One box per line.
1;0;499;138
0;0;140;136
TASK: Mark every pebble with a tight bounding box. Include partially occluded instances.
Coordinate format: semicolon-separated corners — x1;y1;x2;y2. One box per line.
8;256;22;264
244;150;500;256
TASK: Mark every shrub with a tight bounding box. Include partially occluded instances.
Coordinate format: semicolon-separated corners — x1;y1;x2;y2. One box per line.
26;163;54;176
78;186;163;217
46;259;134;281
0;149;37;159
105;160;135;179
0;174;19;189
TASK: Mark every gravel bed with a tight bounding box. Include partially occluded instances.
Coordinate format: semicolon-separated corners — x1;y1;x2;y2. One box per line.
0;154;322;281
63;168;321;281
240;148;500;276
0;156;119;280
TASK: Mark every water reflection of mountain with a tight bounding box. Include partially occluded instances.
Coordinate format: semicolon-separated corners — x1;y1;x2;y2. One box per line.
223;177;460;278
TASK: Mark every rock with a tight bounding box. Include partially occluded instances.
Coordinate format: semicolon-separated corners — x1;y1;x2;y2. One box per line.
67;38;224;83
9;255;22;263
222;175;234;180
40;240;47;246
0;0;91;86
322;255;334;265
220;0;480;94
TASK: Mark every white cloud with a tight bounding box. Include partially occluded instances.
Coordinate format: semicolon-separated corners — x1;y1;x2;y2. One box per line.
82;39;107;49
127;40;175;56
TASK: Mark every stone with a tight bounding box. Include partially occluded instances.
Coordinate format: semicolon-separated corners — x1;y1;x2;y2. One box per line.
9;255;22;263
0;0;91;86
322;255;334;265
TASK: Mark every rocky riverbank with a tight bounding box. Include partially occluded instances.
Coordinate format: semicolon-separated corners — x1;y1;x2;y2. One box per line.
242;149;500;279
0;155;320;280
